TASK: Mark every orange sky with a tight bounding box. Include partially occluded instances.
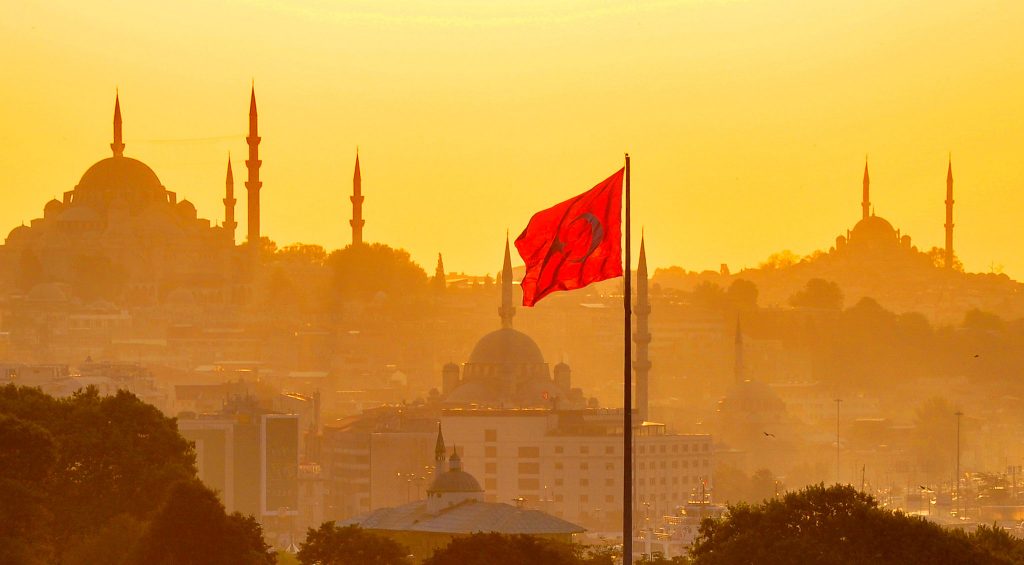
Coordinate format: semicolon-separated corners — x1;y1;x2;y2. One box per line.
2;1;1023;279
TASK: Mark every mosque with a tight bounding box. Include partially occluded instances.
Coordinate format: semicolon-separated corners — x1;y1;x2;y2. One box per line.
0;90;273;304
438;239;592;409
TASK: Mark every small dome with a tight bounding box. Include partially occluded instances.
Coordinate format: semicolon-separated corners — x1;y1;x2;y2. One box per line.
427;469;483;494
468;328;545;366
44;199;64;217
177;199;197;219
6;225;31;245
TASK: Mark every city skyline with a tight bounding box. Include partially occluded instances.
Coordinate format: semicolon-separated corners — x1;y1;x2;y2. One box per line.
3;2;1023;279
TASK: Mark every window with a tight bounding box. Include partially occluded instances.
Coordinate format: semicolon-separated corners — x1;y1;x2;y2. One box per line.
580;478;589;487
580;494;589;503
605;494;615;503
555;462;563;471
518;446;540;458
484;429;497;442
579;462;589;470
605;478;614;487
518;478;540;490
555;478;564;486
485;462;497;474
555;494;564;502
555;446;564;454
605;445;615;455
485;478;498;490
605;462;615;471
485;446;497;458
518;462;540;474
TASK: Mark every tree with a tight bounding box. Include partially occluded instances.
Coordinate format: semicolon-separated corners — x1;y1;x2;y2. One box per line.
726;279;758;310
0;385;197;551
297;523;410;565
0;414;57;565
131;480;275;565
759;250;800;270
789;278;843;310
912;396;959;481
423;533;577;565
326;243;428;303
691;281;726;310
691;484;1002;565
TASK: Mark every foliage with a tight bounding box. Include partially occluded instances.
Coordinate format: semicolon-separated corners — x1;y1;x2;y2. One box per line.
422;533;577;565
297;523;410;565
276;243;328;267
690;281;726;310
327;243;428;302
690;484;1008;565
789;278;844;310
132;479;275;565
0;385;196;559
726;279;758;310
709;464;780;504
759;250;801;270
911;396;960;481
0;414;57;565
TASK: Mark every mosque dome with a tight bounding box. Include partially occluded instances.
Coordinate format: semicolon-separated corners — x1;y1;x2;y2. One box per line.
6;225;31;245
176;199;197;219
427;453;483;494
468;327;545;366
74;157;166;211
850;215;897;246
43;199;64;218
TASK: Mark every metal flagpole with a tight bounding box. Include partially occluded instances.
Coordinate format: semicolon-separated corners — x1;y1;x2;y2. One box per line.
623;153;633;565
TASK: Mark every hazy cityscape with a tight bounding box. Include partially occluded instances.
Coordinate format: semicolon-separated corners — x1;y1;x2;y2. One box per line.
5;2;1024;565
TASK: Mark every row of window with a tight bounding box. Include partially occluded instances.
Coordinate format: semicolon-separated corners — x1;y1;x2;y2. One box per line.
482;439;710;457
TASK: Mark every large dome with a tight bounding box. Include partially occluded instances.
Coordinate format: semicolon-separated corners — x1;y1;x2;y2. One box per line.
74;156;166;210
850;215;897;245
468;327;545;365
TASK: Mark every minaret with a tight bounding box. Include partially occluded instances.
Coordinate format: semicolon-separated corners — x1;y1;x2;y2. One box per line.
350;150;364;246
499;236;516;328
734;316;744;385
223;155;237;244
434;423;446;479
861;157;870;220
245;85;262;249
111;92;125;157
945;157;955;269
633;236;652;422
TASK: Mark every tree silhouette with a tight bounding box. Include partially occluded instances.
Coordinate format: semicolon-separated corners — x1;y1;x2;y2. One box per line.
789;278;843;310
327;243;428;303
297;523;410;565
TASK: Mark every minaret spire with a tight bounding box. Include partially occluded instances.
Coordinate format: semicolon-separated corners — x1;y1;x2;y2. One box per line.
734;316;744;385
111;91;125;157
945;155;955;269
861;156;870;220
245;84;262;251
434;423;446;478
350;149;364;246
224;154;237;244
633;235;652;421
499;235;516;328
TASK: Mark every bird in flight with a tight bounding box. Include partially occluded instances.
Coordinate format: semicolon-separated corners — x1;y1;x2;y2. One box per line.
763;431;776;438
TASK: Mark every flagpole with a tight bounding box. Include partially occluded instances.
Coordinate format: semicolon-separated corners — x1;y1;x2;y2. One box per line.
623;153;633;565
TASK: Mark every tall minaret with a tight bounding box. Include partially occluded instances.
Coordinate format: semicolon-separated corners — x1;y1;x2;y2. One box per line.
633;236;652;422
433;423;446;479
245;85;262;249
945;157;955;269
861;157;870;220
499;236;516;328
111;92;125;157
734;316;744;385
223;155;237;244
351;150;364;246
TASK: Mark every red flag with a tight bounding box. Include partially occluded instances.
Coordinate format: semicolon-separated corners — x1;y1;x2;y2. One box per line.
515;168;624;307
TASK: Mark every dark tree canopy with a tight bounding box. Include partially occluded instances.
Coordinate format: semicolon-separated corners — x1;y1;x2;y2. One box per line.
0;414;57;565
789;278;844;310
691;484;1016;565
327;243;428;302
0;385;197;559
131;480;275;565
297;523;410;565
422;533;577;565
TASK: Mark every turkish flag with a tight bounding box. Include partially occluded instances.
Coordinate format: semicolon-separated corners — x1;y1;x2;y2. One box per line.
515;168;624;307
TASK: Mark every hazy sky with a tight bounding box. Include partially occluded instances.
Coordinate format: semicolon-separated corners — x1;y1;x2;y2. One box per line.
2;1;1023;278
